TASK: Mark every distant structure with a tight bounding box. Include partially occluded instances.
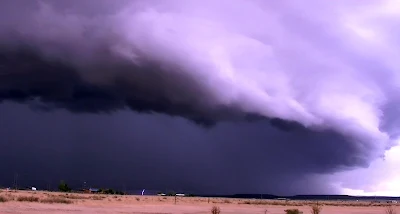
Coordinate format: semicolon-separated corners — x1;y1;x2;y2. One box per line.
125;189;159;195
277;198;289;201
31;187;37;191
89;188;100;194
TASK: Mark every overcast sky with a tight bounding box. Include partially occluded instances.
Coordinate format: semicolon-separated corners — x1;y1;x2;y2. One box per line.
0;0;399;195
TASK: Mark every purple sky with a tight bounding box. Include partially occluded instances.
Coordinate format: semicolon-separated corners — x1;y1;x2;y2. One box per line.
0;0;399;195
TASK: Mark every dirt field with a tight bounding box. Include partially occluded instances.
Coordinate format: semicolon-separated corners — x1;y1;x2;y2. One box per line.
0;190;398;214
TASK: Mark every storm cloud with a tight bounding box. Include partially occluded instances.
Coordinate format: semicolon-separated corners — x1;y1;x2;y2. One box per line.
0;0;399;195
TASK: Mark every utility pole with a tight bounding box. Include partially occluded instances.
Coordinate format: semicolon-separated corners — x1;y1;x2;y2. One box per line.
13;173;18;190
47;179;51;191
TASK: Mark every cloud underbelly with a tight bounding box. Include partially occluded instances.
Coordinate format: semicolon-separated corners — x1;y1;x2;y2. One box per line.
0;0;399;187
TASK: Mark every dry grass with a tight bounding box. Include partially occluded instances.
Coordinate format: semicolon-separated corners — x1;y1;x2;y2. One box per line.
240;200;293;206
386;206;397;214
222;199;232;204
236;199;400;207
41;197;73;204
211;206;221;214
1;189;399;213
17;196;40;202
285;208;303;214
58;193;88;200
0;195;9;202
0;190;398;214
90;195;105;200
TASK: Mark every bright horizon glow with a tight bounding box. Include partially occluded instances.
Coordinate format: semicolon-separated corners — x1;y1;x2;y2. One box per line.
340;143;400;196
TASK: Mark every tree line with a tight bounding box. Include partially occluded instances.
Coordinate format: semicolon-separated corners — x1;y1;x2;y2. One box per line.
58;180;125;195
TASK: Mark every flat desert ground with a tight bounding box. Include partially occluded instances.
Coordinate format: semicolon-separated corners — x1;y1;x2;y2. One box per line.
0;190;398;214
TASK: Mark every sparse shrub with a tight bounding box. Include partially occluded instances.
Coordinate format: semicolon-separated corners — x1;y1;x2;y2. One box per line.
91;195;104;200
0;195;9;202
223;199;231;203
211;206;221;214
311;204;322;214
41;197;73;204
241;200;284;206
285;208;302;214
386;206;397;214
17;196;39;202
60;194;87;200
136;197;140;201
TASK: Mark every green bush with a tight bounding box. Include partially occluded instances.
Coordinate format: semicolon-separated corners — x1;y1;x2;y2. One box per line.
58;180;71;192
103;189;115;194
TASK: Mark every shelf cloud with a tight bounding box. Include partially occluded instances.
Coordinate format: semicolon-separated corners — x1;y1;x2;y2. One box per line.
0;0;399;194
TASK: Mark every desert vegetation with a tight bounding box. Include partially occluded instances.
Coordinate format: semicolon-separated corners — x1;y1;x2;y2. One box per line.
56;180;124;195
310;203;323;214
386;206;397;214
0;189;398;214
15;195;72;204
285;208;303;214
211;205;221;214
40;196;73;204
58;180;71;192
17;196;40;202
0;195;9;202
58;193;88;200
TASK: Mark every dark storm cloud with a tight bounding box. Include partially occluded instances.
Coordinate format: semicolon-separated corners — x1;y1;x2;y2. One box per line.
0;0;399;194
0;47;219;126
0;102;350;195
